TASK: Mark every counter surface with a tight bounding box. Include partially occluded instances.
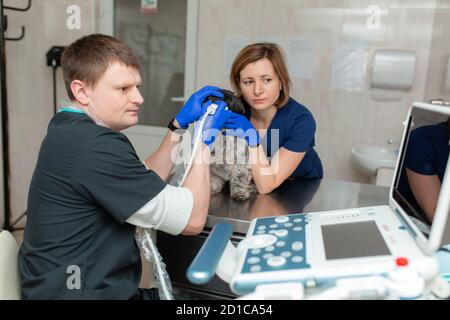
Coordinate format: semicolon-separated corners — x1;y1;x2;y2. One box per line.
158;179;390;299
206;179;390;234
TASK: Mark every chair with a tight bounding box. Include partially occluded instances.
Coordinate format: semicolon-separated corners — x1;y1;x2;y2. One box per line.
0;230;21;300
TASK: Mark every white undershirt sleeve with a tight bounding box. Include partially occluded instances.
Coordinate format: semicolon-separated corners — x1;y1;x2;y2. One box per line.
126;184;193;235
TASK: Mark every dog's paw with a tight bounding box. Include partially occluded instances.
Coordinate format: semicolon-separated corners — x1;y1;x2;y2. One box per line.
211;176;225;194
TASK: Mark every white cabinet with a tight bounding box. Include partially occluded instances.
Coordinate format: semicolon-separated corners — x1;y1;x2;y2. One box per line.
374;168;395;187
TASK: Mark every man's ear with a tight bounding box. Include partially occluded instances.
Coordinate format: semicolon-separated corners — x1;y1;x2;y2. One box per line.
70;80;90;105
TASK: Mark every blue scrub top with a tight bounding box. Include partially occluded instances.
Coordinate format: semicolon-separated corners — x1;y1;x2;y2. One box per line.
398;122;450;219
258;98;323;179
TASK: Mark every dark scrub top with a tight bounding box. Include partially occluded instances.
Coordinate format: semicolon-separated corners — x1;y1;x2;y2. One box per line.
258;98;323;179
398;122;450;222
18;111;166;299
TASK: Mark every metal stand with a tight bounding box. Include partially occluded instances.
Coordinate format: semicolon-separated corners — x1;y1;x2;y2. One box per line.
46;46;66;114
8;43;64;229
0;0;31;230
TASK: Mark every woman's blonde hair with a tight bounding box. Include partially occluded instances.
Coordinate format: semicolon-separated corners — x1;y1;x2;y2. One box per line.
230;42;291;108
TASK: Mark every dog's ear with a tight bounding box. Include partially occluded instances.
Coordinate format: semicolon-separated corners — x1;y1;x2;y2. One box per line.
232;92;249;116
221;89;246;115
233;96;246;116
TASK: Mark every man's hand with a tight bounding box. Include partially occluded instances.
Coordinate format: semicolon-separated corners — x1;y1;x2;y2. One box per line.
175;86;224;129
200;100;233;146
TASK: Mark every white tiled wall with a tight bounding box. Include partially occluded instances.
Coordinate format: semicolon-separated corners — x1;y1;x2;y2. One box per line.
4;0;98;228
3;0;450;230
424;0;450;102
196;0;441;183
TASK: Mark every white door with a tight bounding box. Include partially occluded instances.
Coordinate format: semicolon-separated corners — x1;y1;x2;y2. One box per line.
98;0;198;160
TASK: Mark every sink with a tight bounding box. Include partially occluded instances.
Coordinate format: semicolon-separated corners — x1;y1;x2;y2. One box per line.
351;145;399;176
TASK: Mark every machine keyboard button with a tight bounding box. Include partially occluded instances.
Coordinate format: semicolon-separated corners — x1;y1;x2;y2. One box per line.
251;249;261;255
292;241;304;251
275;229;288;237
275;216;289;223
275;241;286;247
247;257;260;264
267;256;287;267
250;265;261;272
262;253;274;260
246;234;277;249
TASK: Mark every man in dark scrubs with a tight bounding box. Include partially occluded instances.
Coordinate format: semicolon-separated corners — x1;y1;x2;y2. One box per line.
18;34;232;299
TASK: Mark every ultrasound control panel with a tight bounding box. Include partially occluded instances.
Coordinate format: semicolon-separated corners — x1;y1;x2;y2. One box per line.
230;213;315;294
239;214;311;274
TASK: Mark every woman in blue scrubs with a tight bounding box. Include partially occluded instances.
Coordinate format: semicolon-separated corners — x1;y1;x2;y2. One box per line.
224;42;323;194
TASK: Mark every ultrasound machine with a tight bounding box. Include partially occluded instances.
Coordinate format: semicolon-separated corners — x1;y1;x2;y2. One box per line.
186;102;450;300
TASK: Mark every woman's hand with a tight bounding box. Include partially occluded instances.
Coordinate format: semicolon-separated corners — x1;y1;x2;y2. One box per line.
223;113;260;147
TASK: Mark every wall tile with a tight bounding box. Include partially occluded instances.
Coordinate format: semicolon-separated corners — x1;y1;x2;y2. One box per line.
197;0;441;186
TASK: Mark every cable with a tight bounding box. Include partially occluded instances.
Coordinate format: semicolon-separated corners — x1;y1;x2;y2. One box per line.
144;230;173;300
52;62;57;114
139;103;220;300
179;103;219;186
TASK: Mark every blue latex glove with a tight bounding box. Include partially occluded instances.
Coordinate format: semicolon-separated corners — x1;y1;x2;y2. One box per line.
222;113;260;147
199;100;233;146
175;86;224;129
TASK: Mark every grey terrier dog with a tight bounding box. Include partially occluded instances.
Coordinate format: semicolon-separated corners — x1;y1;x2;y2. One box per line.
208;90;257;200
171;90;257;200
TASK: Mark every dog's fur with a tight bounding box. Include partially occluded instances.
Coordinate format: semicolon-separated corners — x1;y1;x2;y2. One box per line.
209;92;257;200
210;133;257;200
171;91;257;200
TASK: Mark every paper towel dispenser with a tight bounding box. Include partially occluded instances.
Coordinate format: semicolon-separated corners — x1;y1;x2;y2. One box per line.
370;49;416;90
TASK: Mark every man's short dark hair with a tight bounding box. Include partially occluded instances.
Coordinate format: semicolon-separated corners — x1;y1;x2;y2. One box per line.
61;34;140;100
